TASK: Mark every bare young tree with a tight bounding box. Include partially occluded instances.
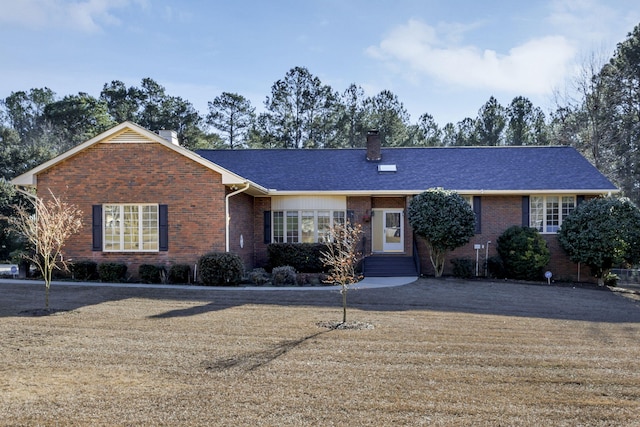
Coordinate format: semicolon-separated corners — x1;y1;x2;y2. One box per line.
320;221;363;324
8;190;83;308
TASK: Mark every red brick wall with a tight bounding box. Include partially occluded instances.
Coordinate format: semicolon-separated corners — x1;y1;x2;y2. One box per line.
253;197;271;268
347;196;372;256
228;191;254;269
415;195;589;281
37;142;227;279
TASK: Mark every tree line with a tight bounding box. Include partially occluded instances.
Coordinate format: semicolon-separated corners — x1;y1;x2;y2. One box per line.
1;24;640;205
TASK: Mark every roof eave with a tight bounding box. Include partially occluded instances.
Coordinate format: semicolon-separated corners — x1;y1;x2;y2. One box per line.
261;188;620;196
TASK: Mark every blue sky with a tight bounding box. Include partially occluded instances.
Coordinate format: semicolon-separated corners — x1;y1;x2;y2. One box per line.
1;0;639;127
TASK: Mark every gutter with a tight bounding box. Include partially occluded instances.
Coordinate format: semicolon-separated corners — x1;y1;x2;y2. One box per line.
260;188;620;197
225;182;250;252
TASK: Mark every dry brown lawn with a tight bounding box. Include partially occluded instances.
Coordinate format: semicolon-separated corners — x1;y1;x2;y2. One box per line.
1;278;639;426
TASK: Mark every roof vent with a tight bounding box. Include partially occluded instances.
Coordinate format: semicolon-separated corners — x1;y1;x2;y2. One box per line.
378;164;397;173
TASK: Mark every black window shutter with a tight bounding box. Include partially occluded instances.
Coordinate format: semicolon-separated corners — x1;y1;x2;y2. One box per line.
577;195;585;205
347;210;355;224
473;196;482;234
92;205;102;251
522;196;530;227
264;211;271;244
159;204;168;251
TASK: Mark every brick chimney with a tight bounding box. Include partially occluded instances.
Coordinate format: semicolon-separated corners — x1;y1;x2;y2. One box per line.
158;129;179;146
366;130;381;161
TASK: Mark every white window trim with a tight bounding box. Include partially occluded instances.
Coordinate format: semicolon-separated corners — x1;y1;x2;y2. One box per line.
530;195;576;234
103;204;159;252
272;210;347;244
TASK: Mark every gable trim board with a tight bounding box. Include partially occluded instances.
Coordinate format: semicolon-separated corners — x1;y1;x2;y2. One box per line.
10;122;619;281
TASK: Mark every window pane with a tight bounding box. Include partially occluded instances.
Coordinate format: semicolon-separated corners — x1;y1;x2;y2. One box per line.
317;211;330;243
561;196;575;222
301;211;315;243
104;205;121;251
273;212;284;243
530;197;544;232
546;196;559;233
286;211;299;243
142;205;159;250
333;211;345;225
123;205;140;250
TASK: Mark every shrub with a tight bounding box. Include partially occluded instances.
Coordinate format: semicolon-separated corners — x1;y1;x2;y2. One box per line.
71;260;98;281
247;268;270;285
496;226;550;280
198;252;244;286
271;265;297;286
408;188;476;277
604;272;619;287
267;243;326;273
486;256;505;279
139;264;165;284
558;196;640;281
168;264;191;284
98;262;127;283
451;258;474;279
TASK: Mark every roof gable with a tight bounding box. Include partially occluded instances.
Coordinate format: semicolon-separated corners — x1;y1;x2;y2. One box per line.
11;122;267;194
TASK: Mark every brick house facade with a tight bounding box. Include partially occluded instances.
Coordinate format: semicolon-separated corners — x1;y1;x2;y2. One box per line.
12;122;618;281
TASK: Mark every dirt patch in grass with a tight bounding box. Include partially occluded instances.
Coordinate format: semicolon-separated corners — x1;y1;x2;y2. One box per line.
1;278;639;425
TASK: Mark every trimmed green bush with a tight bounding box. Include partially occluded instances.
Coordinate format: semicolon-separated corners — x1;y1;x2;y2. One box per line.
267;243;326;273
407;188;476;277
451;258;474;279
271;265;297;286
168;264;191;284
71;260;98;281
139;264;165;284
496;226;550;280
558;196;640;280
198;252;244;286
98;262;127;283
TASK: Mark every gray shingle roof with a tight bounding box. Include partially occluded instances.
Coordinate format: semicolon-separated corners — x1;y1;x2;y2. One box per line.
195;146;617;193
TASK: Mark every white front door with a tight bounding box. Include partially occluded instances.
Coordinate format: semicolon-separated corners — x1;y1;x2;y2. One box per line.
382;210;404;252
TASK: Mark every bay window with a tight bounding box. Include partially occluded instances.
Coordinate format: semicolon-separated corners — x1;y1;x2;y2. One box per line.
272;210;347;243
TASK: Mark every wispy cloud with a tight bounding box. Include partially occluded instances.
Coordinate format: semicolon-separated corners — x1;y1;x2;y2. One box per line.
366;19;575;95
0;0;140;32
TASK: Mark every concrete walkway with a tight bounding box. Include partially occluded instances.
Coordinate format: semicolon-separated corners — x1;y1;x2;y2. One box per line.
0;276;419;291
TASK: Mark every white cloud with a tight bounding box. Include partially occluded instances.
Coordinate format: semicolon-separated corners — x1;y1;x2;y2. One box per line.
367;19;576;95
547;0;617;43
0;0;135;32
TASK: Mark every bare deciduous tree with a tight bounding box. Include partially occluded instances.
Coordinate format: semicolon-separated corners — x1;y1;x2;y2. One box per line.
320;222;363;324
8;190;83;308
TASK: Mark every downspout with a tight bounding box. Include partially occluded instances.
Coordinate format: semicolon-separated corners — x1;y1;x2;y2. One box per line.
225;182;250;252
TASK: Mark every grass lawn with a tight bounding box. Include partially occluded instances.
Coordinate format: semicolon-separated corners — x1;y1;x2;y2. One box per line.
1;278;639;426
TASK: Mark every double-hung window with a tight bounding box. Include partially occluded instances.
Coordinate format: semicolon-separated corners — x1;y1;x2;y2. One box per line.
272;210;346;243
103;204;159;251
530;196;575;233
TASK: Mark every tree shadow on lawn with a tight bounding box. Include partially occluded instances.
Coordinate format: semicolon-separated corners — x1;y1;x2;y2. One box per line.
1;278;639;323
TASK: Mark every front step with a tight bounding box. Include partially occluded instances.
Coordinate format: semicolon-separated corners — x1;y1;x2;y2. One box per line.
363;256;418;277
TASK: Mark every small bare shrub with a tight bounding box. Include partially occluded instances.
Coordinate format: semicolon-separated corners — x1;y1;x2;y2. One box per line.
271;265;296;286
247;268;270;285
